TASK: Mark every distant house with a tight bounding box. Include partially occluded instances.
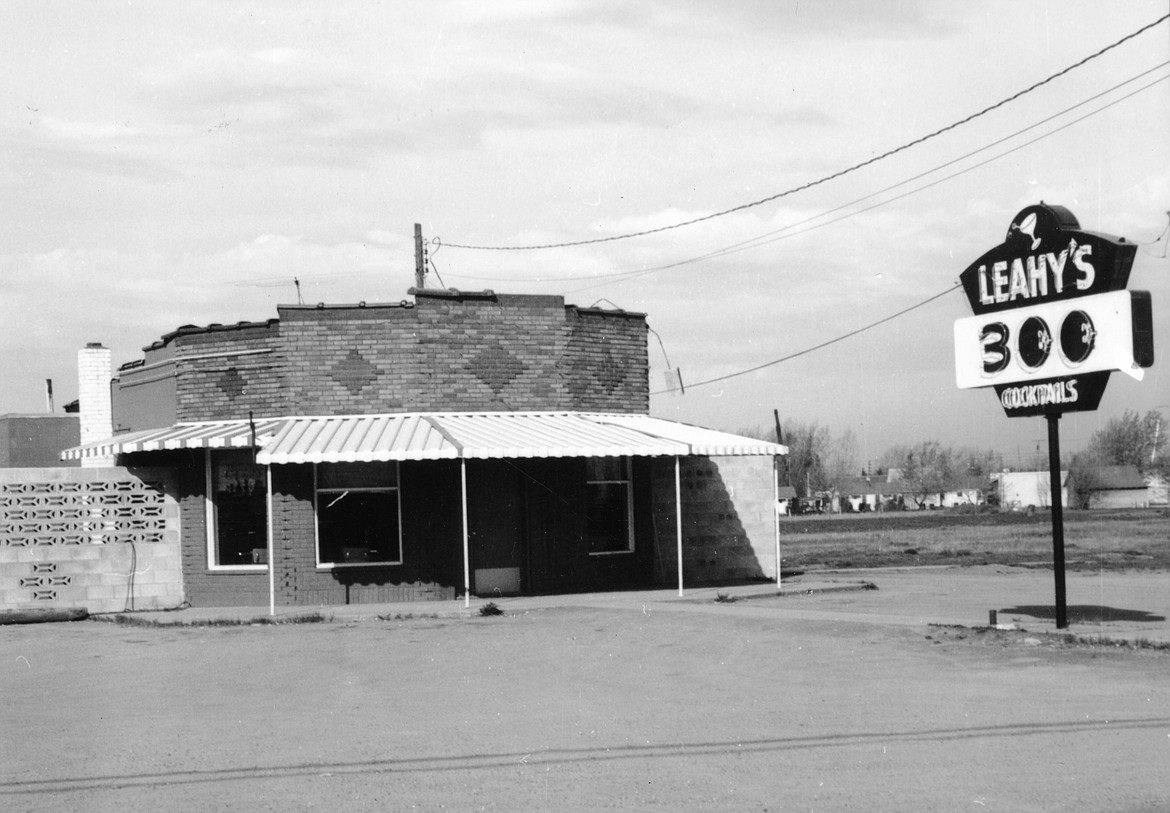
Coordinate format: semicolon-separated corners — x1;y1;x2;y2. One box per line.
1078;465;1152;509
833;471;984;512
837;475;900;512
992;470;1068;510
937;475;988;508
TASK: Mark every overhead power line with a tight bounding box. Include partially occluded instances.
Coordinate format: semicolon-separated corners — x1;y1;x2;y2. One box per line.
444;63;1168;289
650;283;961;395
443;12;1170;252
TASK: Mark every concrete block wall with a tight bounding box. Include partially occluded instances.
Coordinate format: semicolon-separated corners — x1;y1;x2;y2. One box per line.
0;466;183;613
650;455;778;588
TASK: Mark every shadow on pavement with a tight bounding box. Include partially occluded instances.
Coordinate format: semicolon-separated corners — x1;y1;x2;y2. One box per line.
1000;605;1167;623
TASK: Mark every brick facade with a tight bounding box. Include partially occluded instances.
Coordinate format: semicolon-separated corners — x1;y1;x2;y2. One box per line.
114;290;649;430
96;289;780;608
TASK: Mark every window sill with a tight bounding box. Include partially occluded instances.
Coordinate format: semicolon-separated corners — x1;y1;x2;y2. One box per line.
207;565;268;573
318;561;402;569
588;550;635;556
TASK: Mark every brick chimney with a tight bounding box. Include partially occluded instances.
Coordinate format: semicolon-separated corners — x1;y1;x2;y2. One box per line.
78;342;114;467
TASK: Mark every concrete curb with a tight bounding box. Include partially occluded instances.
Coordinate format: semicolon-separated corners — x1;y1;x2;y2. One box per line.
0;607;90;625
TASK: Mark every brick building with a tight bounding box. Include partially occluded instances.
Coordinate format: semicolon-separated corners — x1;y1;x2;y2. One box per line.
64;289;785;609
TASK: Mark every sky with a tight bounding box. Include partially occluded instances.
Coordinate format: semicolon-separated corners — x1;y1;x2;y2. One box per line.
2;1;1168;469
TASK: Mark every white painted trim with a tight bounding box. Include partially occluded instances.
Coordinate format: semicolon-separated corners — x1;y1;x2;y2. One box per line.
267;465;275;616
675;456;683;597
461;458;470;609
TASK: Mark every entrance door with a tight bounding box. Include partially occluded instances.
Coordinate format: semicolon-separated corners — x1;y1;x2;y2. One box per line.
468;462;525;596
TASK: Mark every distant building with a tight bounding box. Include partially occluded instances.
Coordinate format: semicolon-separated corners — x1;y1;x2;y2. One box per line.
0;414;80;468
833;471;985;512
1076;465;1152;509
992;470;1069;510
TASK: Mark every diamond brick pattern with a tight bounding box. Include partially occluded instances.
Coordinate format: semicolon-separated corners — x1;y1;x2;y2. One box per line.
329;349;381;395
471;342;524;394
217;368;247;398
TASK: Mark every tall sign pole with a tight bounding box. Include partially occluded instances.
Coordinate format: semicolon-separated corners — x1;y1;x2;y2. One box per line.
1045;413;1067;627
953;203;1154;628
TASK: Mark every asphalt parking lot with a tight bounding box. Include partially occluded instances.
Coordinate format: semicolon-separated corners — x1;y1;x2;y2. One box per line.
4;565;1167;812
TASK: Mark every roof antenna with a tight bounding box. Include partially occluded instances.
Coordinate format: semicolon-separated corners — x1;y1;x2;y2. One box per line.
294;277;304;305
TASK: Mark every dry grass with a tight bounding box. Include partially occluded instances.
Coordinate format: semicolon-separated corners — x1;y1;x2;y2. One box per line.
778;508;1169;571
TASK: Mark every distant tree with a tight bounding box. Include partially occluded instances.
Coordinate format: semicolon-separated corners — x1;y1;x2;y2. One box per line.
779;421;831;498
955;447;1004;479
1086;410;1167;474
882;441;956;509
733;420;828;498
1066;410;1168;508
823;428;859;490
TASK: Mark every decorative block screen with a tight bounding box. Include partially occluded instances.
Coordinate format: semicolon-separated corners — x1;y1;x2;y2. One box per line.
0;479;168;547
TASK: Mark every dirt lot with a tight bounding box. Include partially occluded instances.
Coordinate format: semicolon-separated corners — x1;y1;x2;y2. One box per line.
778;507;1170;571
3;590;1168;812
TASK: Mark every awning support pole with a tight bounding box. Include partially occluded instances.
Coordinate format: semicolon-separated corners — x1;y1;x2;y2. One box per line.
675;455;683;597
774;455;781;589
461;457;471;610
266;465;275;617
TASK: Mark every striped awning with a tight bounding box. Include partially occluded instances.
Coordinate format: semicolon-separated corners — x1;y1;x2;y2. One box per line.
61;418;285;462
62;412;787;463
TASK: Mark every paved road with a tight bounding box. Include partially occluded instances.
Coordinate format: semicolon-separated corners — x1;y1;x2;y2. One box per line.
3;565;1168;812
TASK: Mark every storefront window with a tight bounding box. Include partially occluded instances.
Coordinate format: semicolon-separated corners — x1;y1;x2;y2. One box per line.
208;450;268;568
316;462;402;567
585;457;633;554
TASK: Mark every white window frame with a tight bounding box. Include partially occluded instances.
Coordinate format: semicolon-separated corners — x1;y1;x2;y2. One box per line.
314;461;404;569
585;456;635;555
204;449;268;572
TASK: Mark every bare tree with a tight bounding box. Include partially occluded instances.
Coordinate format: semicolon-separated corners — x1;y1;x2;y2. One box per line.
1087;409;1167;474
884;441;956;509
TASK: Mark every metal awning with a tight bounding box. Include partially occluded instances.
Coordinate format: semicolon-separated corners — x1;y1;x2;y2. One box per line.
258;414;459;464
61;418;285;461
62;412;787;463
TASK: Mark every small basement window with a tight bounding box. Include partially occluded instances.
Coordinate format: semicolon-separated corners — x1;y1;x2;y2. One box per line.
585;457;633;554
315;462;402;567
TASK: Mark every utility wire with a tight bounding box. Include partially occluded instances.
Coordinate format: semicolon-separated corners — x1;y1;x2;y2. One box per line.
442;13;1169;252
446;63;1168;288
642;71;1168;393
651;283;962;395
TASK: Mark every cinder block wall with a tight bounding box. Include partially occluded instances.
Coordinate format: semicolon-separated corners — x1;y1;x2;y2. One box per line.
124;291;649;425
0;467;183;613
651;455;778;588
